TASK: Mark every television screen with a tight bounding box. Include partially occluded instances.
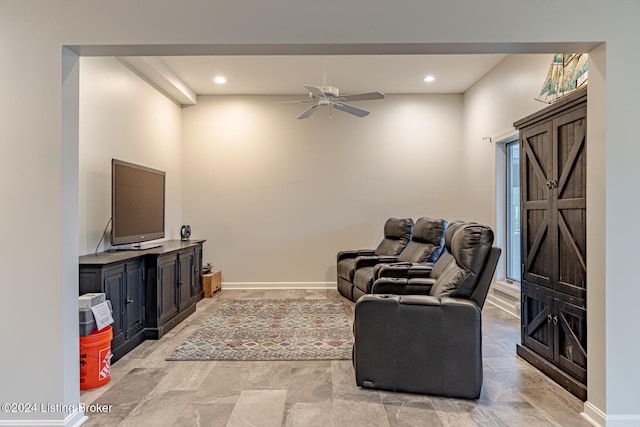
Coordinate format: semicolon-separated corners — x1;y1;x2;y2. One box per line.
111;159;166;247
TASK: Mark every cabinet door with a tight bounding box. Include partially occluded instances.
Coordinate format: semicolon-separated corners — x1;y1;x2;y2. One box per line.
521;122;553;289
124;260;145;339
553;108;587;300
178;250;194;310
193;245;203;296
555;299;587;383
103;265;126;348
521;282;554;361
158;255;178;324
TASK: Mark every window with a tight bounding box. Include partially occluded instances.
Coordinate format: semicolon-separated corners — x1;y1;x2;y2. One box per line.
505;140;521;282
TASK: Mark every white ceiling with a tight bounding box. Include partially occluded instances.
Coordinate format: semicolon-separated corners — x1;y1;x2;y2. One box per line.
121;54;509;103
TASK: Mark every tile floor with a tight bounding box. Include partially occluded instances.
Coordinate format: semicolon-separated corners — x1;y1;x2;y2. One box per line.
80;289;592;426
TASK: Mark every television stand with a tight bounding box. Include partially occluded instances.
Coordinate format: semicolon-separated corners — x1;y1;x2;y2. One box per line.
80;239;205;362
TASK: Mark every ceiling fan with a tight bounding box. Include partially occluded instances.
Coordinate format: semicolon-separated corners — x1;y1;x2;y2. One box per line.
281;84;385;119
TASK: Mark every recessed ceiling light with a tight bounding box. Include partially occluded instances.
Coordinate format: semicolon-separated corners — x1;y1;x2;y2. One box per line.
214;76;227;84
423;75;436;83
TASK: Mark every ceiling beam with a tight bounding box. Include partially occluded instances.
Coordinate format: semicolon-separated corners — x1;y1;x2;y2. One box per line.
117;56;197;106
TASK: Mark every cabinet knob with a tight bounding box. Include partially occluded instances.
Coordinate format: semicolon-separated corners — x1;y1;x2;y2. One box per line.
126;298;134;305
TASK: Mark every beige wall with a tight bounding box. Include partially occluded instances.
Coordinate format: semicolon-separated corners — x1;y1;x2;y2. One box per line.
462;54;554;227
462;54;553;281
181;94;464;284
79;57;184;255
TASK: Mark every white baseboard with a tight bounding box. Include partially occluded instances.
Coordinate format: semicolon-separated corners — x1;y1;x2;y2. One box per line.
582;401;640;427
486;280;520;317
221;281;336;290
0;411;86;426
583;401;606;427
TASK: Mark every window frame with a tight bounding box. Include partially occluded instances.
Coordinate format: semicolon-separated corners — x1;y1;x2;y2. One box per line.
504;137;521;283
493;130;521;286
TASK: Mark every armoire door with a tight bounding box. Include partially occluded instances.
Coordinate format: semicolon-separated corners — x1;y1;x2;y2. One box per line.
521;121;553;289
521;107;587;300
554;299;587;383
552;107;587;300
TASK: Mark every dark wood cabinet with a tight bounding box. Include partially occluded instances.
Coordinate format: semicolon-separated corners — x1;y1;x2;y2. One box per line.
178;250;194;310
192;244;203;301
101;265;127;349
79;240;205;361
123;260;146;341
514;88;587;400
156;253;179;325
80;258;146;362
145;243;204;339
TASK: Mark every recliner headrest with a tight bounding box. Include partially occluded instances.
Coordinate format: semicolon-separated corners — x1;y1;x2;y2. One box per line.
443;220;466;253
412;217;448;245
430;222;495;298
396;217;448;263
451;223;494;276
383;217;414;240
375;218;414;256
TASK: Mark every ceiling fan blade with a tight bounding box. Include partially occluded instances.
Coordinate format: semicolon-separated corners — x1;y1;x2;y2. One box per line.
337;91;385;102
332;102;370;117
304;85;326;98
297;104;321;119
269;99;312;104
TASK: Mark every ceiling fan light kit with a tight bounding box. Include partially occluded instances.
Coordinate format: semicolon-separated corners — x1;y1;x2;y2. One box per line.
312;85;340;98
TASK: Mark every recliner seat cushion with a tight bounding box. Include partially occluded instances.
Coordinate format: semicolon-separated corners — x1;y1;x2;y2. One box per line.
353;266;375;294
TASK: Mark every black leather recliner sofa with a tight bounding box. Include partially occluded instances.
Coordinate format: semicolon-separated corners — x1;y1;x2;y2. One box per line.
336;218;413;301
350;217;447;301
352;221;501;399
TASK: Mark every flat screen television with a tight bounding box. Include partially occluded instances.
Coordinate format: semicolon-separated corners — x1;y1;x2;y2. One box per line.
111;159;166;248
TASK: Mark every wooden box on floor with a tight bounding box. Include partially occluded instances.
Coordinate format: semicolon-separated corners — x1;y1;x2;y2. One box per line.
202;270;222;297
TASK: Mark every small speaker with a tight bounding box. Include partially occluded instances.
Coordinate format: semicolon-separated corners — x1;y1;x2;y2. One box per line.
180;224;191;240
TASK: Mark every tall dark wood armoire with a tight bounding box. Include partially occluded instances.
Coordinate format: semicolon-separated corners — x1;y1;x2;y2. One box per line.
514;87;587;401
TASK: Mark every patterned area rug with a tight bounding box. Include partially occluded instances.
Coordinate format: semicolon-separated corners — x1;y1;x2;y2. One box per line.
166;299;353;361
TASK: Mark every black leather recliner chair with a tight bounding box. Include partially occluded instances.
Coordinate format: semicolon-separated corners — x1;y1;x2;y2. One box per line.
371;220;467;296
351;217;447;301
336;218;413;301
352;221;501;399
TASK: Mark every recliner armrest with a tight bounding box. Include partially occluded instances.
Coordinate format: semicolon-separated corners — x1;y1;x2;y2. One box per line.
375;262;434;279
371;277;435;295
337;249;375;263
353;255;399;269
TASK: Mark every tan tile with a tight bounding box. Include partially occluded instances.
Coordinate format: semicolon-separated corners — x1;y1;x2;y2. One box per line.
118;390;193;427
284;402;335;427
333;397;390;426
154;361;216;391
227;390;287;427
